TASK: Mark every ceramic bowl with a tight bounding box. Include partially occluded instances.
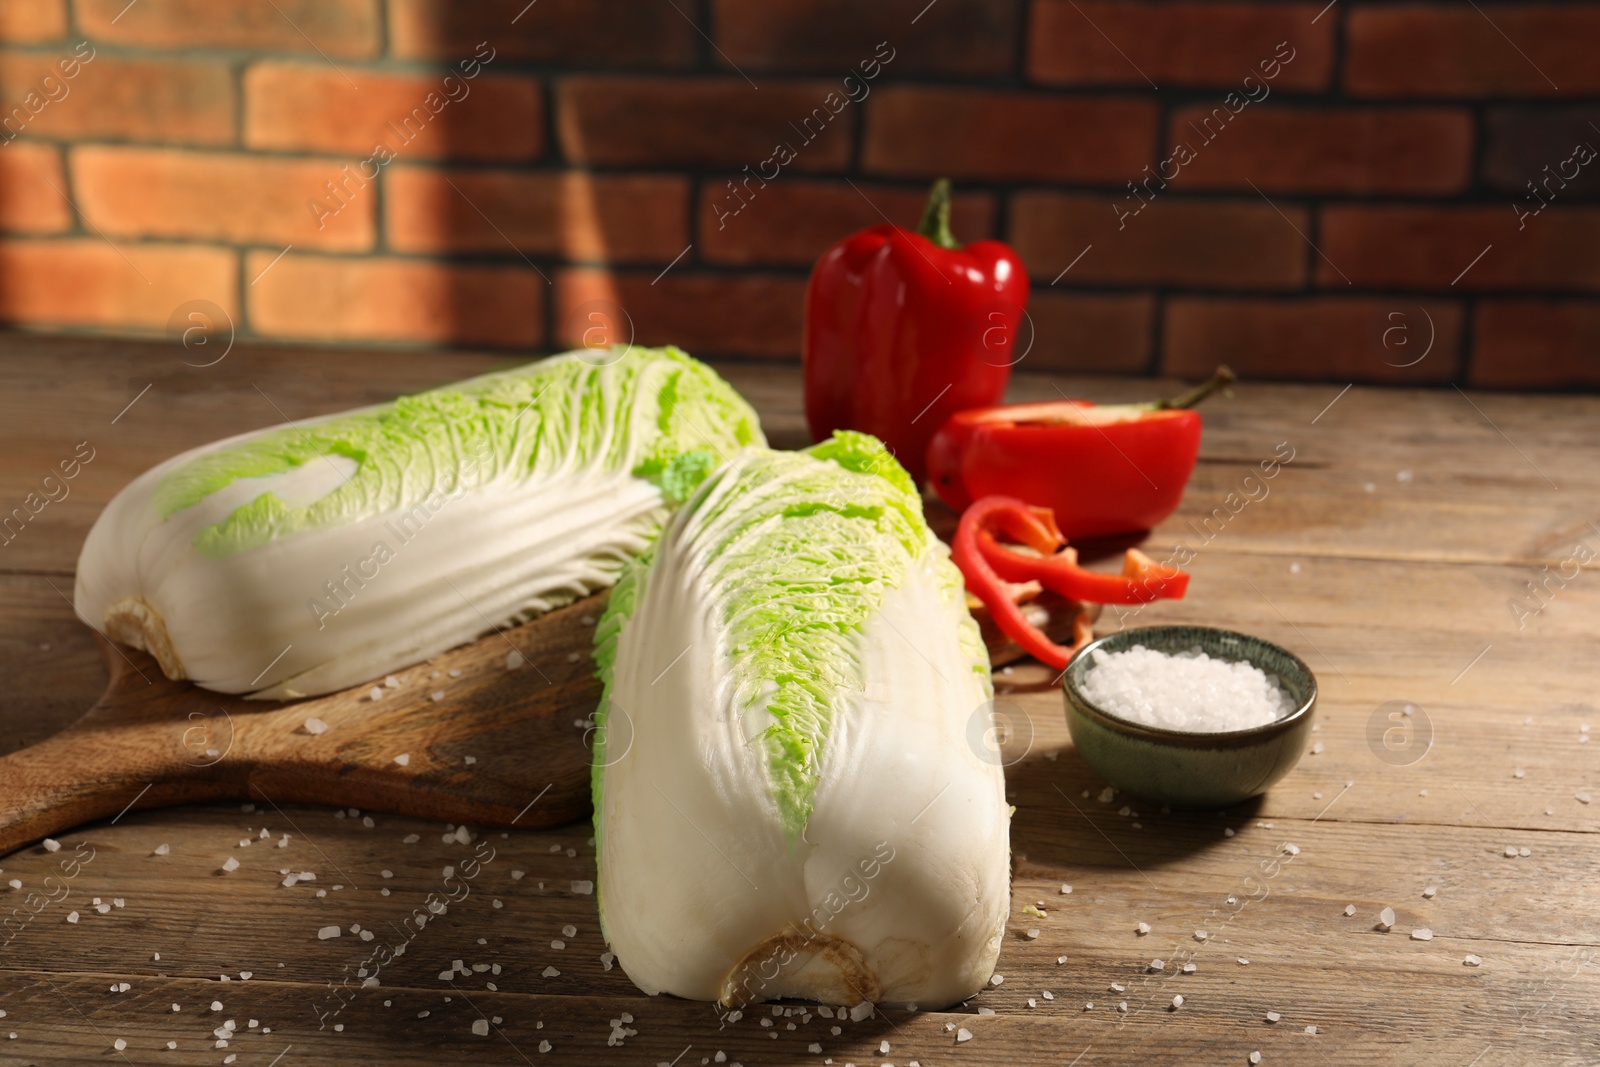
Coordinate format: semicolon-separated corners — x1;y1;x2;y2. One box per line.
1061;625;1317;808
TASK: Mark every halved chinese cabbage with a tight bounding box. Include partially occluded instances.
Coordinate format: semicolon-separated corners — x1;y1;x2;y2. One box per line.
592;432;1011;1010
74;346;762;698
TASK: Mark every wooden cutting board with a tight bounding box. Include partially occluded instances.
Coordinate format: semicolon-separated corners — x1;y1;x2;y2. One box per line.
0;591;1087;855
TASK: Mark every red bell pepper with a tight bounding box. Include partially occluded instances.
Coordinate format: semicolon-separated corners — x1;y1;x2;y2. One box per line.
803;179;1029;484
927;368;1234;539
952;496;1190;668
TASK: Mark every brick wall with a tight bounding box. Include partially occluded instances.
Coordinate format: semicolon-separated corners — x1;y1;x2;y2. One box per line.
0;0;1594;388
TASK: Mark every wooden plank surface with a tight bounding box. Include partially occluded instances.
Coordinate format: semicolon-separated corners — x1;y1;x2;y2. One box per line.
1;333;1597;1066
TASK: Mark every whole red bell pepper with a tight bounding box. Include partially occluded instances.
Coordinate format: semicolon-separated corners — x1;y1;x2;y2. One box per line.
803;179;1029;484
927;368;1234;539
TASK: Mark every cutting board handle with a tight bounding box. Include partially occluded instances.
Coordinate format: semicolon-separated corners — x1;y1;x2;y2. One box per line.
0;638;244;855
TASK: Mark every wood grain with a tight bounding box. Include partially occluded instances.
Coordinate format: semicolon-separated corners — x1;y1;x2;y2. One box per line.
1;333;1595;1066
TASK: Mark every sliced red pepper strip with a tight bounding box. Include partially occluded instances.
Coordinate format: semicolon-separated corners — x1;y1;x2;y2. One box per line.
980;530;1189;605
953;498;1078;670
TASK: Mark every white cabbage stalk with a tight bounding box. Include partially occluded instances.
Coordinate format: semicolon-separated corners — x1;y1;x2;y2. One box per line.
592;432;1010;1010
74;346;762;698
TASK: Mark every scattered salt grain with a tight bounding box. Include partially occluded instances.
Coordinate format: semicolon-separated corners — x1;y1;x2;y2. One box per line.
221;857;239;873
66;911;78;923
1170;995;1184;1010
1056;956;1067;964
1343;904;1356;916
1463;955;1482;967
1025;928;1040;939
1305;1025;1318;1035
1081;645;1293;730
317;926;340;940
304;717;328;735
1136;922;1150;935
542;966;560;977
472;1019;489;1036
41;839;60;852
1411;928;1433;941
369;687;383;701
1249;1053;1262;1065
572;880;594;894
1377;907;1396;931
393;753;410;767
153;843;170;855
1059;884;1072;894
1576;791;1591;805
955;1028;972;1043
506;650;525;670
1422;886;1436;899
989;974;1004;986
113;1039;126;1050
1310;742;1325;755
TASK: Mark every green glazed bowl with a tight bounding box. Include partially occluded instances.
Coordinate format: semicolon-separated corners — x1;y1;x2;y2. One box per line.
1062;625;1317;808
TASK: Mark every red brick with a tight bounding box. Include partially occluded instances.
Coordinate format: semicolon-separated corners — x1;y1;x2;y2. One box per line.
713;0;1017;76
77;0;377;56
558;77;852;171
1168;106;1472;195
698;179;995;267
73;146;374;251
248;253;543;348
0;141;69;232
555;268;805;361
0;49;233;144
1163;297;1462;384
864;86;1155;182
0;0;65;42
1483;107;1600;196
386;169;687;263
1347;5;1600;98
0;239;235;330
1472;301;1600;389
1025;292;1153;374
245;62;541;162
1009;193;1307;289
1317;206;1600;291
388;0;694;67
1029;1;1331;90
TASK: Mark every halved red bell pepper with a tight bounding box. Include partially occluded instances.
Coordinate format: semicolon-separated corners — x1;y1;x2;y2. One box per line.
952;496;1190;668
927;368;1233;539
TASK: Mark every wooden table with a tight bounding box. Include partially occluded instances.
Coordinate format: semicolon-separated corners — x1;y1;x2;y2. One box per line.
1;333;1595;1065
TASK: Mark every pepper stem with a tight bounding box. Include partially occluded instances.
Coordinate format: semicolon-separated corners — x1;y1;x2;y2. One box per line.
916;178;960;249
1157;365;1237;410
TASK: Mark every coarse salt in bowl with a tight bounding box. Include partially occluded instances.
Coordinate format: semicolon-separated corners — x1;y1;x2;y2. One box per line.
1061;626;1317;808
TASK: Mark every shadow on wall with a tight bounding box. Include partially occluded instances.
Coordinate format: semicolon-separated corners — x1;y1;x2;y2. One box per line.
372;2;723;361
